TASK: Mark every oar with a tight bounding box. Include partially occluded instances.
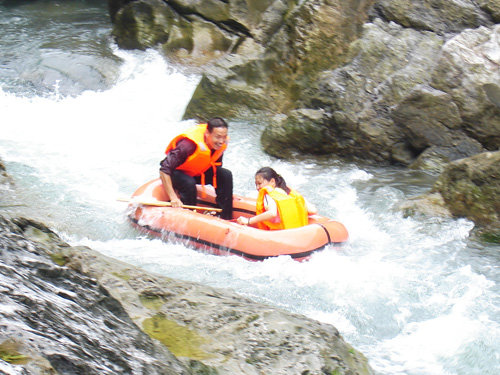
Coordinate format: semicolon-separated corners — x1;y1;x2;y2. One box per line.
117;197;222;212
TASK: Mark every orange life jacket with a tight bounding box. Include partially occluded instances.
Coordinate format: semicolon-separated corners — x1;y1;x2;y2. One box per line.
165;123;228;193
256;186;309;230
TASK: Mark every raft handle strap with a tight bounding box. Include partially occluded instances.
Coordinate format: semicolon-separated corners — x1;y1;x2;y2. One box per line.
316;223;332;244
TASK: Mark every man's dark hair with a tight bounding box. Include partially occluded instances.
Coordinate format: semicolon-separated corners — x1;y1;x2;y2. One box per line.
207;117;228;132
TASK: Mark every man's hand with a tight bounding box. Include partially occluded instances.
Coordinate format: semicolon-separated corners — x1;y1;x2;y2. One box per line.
160;171;183;208
169;196;183;208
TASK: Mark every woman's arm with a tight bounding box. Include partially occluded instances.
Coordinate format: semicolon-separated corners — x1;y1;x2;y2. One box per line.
237;196;278;225
305;199;318;215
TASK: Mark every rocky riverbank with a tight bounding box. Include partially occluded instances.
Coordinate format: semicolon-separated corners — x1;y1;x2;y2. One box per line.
0;161;373;375
108;0;499;169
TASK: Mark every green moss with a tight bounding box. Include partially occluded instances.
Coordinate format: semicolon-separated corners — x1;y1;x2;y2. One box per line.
246;314;259;323
0;342;29;365
143;313;213;360
50;253;68;266
480;231;500;244
140;295;165;311
112;272;131;281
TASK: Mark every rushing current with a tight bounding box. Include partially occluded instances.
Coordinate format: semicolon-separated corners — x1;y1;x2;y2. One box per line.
1;1;500;374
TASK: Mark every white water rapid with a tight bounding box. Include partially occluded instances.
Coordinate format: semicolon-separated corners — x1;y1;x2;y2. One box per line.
1;2;499;374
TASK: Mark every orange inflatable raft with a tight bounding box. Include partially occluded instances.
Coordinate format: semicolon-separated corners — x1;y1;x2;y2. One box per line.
124;179;348;261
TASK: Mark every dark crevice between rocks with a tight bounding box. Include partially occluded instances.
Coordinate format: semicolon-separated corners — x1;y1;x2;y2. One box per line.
166;1;253;38
368;4;436;33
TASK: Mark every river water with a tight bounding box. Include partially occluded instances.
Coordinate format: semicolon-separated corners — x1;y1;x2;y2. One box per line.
1;1;499;374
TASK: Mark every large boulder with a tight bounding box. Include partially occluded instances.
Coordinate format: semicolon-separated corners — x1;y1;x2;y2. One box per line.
109;0;295;59
430;25;500;150
111;0;173;50
264;19;445;163
109;0;375;116
400;150;500;243
391;85;485;171
266;21;500;169
432;150;500;241
0;216;190;375
181;0;376;118
0;213;374;375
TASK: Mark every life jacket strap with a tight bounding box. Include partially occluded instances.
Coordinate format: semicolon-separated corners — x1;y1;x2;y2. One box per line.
200;161;222;197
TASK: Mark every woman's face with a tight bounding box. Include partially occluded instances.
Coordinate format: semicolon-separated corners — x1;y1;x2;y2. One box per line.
255;174;275;190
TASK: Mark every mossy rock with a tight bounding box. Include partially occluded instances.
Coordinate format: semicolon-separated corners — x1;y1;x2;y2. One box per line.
143;313;213;360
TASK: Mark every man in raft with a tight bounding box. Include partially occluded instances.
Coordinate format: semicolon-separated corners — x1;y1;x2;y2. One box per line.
237;167;317;229
159;118;233;219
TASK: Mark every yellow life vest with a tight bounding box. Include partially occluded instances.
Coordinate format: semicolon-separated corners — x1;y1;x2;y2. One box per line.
165;123;228;191
256;186;308;230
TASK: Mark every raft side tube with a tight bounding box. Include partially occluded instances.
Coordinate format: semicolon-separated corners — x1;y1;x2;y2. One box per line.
127;179;349;261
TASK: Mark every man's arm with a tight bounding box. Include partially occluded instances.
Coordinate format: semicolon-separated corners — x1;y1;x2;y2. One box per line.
159;138;196;208
159;171;183;208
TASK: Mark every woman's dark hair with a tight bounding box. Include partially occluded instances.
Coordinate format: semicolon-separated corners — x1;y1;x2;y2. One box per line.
255;167;291;194
207;117;228;132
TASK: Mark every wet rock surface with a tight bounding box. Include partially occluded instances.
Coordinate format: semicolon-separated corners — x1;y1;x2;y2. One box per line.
0;216;190;375
399;150;500;243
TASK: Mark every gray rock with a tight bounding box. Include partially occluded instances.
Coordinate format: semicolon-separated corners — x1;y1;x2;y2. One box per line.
477;0;500;23
400;150;500;243
0;216;190;375
280;19;445;164
112;0;176;50
432;150;500;229
373;0;493;34
109;0;499;170
431;25;500;150
391;85;485;171
0;212;374;374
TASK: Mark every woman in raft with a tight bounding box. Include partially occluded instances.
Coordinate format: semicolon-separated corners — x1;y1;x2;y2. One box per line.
237;167;317;230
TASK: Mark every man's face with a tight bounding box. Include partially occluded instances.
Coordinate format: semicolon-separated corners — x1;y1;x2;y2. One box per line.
205;127;228;150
